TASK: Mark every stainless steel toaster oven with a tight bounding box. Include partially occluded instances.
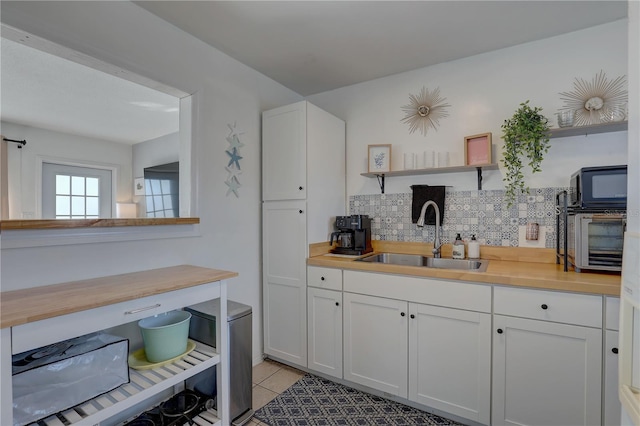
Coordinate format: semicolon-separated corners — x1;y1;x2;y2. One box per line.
567;212;626;272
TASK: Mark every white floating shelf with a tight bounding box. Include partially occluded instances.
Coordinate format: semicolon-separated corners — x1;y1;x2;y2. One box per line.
549;121;628;138
361;163;499;192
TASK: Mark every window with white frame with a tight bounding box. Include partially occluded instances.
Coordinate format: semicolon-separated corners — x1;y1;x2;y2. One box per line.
144;162;179;218
42;162;112;219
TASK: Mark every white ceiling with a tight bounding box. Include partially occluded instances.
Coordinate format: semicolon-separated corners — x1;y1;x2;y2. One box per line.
0;1;627;144
1;37;180;145
136;1;628;96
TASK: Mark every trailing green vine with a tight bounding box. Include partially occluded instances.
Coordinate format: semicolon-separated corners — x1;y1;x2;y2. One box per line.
501;101;551;207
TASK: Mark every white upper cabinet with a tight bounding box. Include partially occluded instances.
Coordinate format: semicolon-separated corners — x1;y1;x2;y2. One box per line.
261;100;346;243
262;102;307;201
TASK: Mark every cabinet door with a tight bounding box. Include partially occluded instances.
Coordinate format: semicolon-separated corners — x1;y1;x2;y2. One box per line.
343;292;408;398
308;287;342;378
604;330;621;426
262;200;307;366
1;328;11;426
492;315;602;426
262;101;306;201
408;303;491;425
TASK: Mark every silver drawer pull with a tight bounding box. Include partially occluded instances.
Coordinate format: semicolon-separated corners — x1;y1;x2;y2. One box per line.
124;304;161;315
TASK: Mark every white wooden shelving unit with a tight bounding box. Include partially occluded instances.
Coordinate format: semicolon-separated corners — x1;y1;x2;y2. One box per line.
0;266;235;426
33;341;221;426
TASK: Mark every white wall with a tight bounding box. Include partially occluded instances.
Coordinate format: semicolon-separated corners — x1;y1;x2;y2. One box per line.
307;20;628;196
0;1;302;364
1;121;132;219
132;132;179;182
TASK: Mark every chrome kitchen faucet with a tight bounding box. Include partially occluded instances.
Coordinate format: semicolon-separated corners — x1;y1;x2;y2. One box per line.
417;200;442;258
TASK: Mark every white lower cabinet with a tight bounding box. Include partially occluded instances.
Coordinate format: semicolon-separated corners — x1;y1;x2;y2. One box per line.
307;269;613;426
604;330;620;426
307;287;343;378
492;314;603;426
343;292;408;398
342;270;492;424
603;296;621;426
409;303;491;425
343;290;492;425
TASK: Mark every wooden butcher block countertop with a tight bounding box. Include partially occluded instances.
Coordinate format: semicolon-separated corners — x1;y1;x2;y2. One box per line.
0;265;238;329
307;241;621;296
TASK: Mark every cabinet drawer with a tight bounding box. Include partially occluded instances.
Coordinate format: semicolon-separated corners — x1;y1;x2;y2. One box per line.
605;296;620;331
494;286;602;328
11;282;221;354
343;270;491;313
308;266;342;291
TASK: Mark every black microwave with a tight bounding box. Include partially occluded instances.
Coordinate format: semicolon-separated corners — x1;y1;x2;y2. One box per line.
570;165;627;208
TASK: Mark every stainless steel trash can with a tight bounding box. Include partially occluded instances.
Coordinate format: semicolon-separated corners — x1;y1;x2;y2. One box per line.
185;299;253;425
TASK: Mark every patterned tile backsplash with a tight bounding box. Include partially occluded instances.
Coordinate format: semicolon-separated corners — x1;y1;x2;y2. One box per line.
349;187;565;248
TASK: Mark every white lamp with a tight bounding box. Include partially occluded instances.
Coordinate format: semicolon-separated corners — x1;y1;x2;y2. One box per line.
116;202;137;218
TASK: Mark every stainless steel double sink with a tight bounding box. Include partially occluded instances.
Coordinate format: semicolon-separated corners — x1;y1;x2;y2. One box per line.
356;252;489;272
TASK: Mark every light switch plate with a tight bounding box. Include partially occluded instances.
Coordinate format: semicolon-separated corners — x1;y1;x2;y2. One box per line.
518;225;546;248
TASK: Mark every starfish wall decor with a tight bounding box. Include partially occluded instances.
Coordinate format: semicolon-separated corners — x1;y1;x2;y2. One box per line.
224;122;245;197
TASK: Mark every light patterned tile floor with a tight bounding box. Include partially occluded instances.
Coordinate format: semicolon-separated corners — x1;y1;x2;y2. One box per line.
249;359;305;426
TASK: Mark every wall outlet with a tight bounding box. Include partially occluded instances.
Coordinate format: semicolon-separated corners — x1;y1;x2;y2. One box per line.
518;225;547;248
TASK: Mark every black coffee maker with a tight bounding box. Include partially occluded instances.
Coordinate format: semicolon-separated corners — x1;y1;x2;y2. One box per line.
330;215;373;255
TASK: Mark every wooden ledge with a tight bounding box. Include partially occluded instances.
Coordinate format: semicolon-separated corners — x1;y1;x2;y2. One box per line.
0;217;199;230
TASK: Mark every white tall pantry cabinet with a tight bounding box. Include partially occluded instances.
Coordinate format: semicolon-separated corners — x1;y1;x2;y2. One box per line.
262;101;345;368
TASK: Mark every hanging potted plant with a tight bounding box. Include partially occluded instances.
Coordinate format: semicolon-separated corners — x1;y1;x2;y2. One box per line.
501;100;551;206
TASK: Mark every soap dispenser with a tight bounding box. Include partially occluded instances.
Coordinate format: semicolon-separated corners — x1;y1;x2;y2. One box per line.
452;233;465;259
468;234;480;259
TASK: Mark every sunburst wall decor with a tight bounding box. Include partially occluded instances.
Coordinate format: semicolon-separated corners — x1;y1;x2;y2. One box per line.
401;86;450;136
558;70;627;126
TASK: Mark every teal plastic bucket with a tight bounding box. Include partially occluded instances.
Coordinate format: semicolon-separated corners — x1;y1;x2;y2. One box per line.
138;310;191;363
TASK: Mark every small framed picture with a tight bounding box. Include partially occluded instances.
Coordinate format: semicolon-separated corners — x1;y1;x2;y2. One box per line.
134;177;145;196
368;144;392;173
464;132;492;166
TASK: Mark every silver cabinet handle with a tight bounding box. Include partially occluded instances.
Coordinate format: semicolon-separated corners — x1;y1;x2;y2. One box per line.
124;304;161;315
